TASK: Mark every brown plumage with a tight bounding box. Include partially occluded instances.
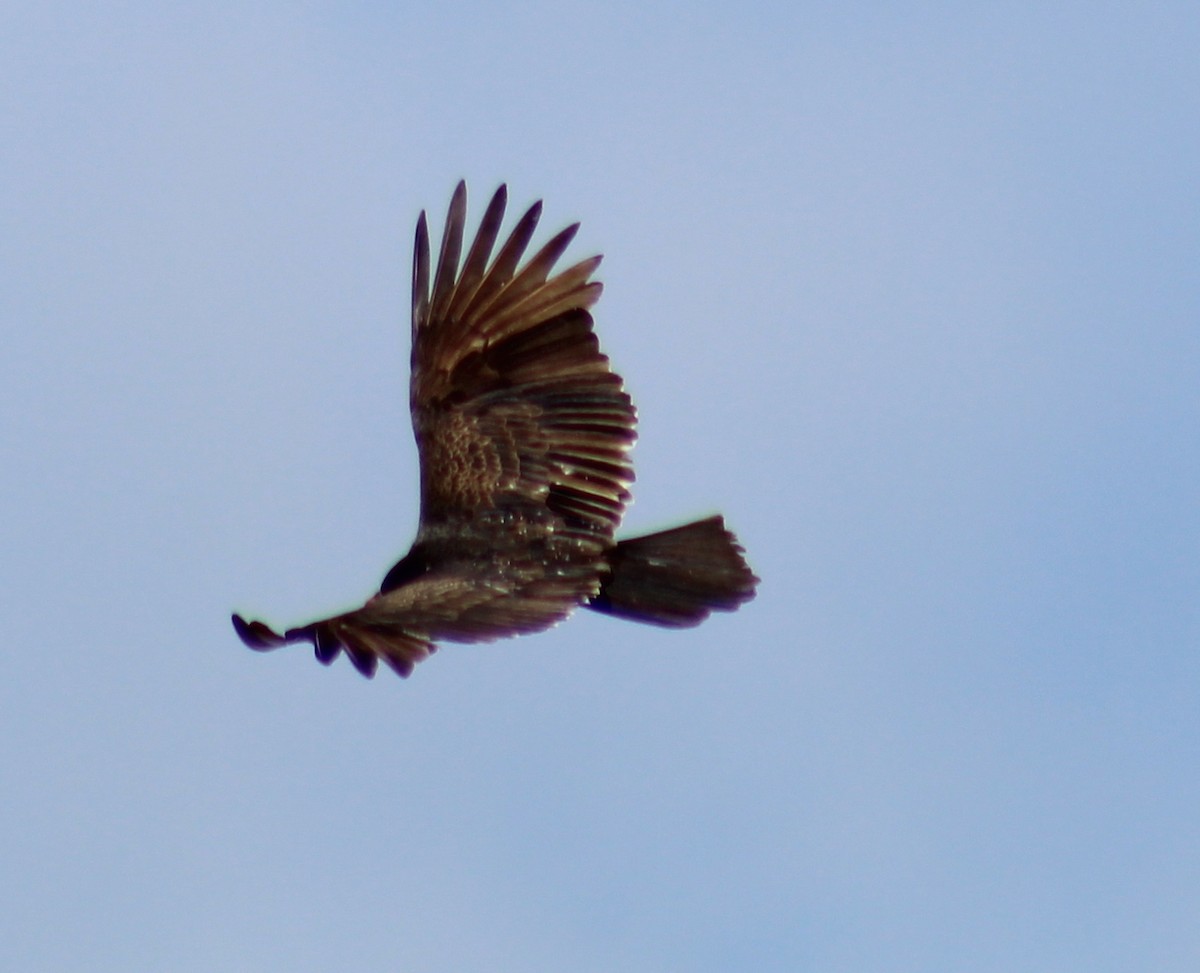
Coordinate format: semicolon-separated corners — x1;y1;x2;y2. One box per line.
232;183;758;678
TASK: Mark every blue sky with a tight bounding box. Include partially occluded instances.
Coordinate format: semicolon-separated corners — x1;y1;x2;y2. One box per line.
3;3;1197;970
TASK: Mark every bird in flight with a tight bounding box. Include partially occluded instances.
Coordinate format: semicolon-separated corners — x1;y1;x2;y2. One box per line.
233;183;757;678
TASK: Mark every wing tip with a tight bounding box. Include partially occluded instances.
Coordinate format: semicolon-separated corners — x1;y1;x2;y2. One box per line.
231;613;287;651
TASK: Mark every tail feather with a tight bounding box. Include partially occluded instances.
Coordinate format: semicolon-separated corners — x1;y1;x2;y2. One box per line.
587;515;758;627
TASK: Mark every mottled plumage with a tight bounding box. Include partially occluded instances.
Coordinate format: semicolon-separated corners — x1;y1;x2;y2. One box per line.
233;183;757;678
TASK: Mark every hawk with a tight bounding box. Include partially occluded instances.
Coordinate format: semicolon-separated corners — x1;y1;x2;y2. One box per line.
233;183;758;678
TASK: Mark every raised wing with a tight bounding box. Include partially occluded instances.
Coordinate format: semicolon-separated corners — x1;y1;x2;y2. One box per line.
409;182;637;548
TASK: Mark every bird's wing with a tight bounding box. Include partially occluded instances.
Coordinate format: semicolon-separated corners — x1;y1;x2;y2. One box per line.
391;181;643;652
232;548;601;679
233;612;434;679
409;183;636;541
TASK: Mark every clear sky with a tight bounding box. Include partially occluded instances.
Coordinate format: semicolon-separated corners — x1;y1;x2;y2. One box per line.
3;3;1197;971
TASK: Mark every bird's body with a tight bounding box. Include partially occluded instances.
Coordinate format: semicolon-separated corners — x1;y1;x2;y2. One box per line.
233;183;757;678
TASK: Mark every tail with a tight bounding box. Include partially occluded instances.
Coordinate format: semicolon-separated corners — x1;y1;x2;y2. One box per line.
587;515;758;627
